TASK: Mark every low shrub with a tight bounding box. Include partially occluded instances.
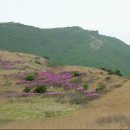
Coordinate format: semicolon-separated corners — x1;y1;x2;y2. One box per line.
105;76;111;81
114;69;122;76
70;77;81;83
101;68;122;76
95;84;105;92
43;56;50;59
35;61;41;65
73;72;80;77
33;86;47;93
25;74;35;81
83;83;89;90
23;87;31;93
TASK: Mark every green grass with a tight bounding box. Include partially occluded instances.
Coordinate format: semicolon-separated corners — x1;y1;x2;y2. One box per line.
0;96;80;121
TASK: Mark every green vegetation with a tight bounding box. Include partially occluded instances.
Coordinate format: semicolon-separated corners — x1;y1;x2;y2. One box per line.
73;72;80;77
0;22;130;75
95;84;105;92
33;86;47;93
25;75;35;81
101;68;122;76
70;77;81;83
23;87;31;93
83;83;89;90
0;97;80;121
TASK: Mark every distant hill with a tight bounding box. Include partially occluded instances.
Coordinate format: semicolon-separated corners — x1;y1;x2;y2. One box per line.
0;22;130;76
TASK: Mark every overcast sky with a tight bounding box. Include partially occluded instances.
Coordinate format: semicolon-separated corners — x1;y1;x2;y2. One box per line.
0;0;130;44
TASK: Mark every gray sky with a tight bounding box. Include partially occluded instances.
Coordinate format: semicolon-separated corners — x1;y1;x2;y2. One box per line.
0;0;130;44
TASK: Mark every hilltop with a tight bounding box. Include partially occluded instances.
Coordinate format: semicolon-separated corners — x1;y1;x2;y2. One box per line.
0;22;130;76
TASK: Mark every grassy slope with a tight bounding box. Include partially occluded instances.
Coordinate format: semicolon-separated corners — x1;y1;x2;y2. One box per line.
0;22;130;75
2;80;130;129
0;50;130;129
0;50;80;123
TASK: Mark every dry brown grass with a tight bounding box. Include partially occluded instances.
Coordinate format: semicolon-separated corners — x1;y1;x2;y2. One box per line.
0;50;47;72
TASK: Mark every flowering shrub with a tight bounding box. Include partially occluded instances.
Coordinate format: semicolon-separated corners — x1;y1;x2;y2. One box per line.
17;71;100;98
19;71;73;87
84;91;100;97
77;86;84;92
43;91;64;96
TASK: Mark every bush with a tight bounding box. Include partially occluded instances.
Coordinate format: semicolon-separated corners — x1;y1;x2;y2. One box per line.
33;86;47;93
70;77;81;83
35;61;41;65
115;69;122;76
23;87;31;93
105;76;111;81
96;84;105;92
101;68;122;76
43;56;50;59
73;72;80;77
83;83;89;90
25;74;35;81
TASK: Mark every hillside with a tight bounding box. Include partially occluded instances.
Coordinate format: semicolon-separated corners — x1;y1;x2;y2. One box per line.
9;80;130;129
0;50;126;96
0;50;129;129
0;22;130;75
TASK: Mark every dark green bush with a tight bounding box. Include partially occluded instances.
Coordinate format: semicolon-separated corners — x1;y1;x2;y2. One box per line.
43;56;50;59
35;61;41;65
83;83;89;90
115;69;122;76
101;68;122;76
23;87;31;93
33;86;47;93
25;74;35;81
70;77;81;83
73;72;80;77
